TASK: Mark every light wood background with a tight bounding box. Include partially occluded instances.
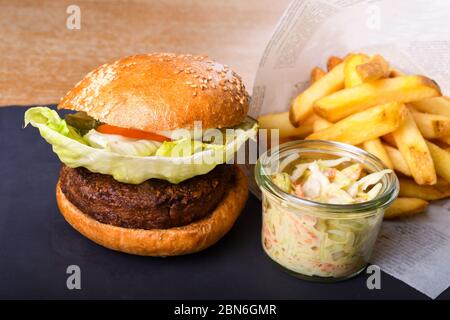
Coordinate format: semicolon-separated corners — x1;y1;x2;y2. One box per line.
0;0;289;106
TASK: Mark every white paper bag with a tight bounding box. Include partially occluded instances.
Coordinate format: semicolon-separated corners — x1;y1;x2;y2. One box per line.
248;0;450;299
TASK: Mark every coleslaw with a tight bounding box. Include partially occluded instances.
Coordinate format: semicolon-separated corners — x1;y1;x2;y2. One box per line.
261;157;391;279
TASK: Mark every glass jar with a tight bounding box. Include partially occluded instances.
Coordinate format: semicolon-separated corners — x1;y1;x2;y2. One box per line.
255;140;399;282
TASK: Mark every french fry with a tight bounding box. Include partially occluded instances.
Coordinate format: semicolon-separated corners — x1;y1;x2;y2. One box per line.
267;136;300;150
258;111;314;138
383;144;411;176
279;137;298;145
407;104;419;112
327;56;343;71
433;140;449;149
436;177;450;188
389;68;405;77
410;96;450;118
313;117;333;132
314;75;441;122
384;197;428;219
426;141;450;183
399;178;450;200
411;111;450;139
306;102;405;145
310;67;326;83
381;133;397;147
392;109;436;185
356;54;390;82
344;53;369;88
362;138;394;169
289;62;345;126
439;135;450;145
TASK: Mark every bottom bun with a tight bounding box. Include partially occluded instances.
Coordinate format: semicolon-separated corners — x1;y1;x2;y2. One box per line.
56;165;248;256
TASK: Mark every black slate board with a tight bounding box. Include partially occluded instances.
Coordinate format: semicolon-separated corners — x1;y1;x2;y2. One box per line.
0;105;446;299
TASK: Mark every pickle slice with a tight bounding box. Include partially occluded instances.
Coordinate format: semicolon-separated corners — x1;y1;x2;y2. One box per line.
65;111;101;135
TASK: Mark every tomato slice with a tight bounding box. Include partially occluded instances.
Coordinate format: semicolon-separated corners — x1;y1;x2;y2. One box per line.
96;124;171;142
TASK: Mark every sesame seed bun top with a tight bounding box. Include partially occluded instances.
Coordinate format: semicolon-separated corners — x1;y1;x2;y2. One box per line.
58;53;250;132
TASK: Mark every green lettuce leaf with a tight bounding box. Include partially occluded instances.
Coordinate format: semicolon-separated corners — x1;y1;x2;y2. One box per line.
24;107;86;144
24;107;258;184
155;138;204;157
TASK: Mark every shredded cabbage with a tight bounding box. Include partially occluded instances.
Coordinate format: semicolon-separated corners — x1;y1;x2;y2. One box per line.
271;157;392;204
271;173;293;193
262;195;382;278
264;156;390;278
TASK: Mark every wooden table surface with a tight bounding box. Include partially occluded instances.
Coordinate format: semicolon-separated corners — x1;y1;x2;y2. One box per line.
0;0;288;106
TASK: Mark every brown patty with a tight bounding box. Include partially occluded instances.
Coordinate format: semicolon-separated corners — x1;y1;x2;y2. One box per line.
59;165;234;230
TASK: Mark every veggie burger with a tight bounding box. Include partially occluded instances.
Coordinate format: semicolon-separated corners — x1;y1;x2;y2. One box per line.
25;53;258;256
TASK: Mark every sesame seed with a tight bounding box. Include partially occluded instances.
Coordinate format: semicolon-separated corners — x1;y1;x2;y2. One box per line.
185;81;192;85
190;84;198;88
193;91;197;96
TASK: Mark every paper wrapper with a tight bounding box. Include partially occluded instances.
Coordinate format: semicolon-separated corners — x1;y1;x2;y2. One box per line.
246;0;450;298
